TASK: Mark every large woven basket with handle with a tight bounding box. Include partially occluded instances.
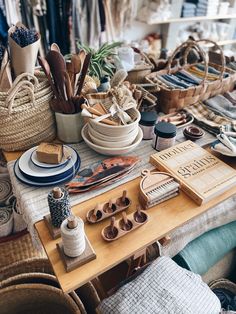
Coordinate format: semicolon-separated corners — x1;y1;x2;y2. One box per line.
146;39;236;113
0;72;56;151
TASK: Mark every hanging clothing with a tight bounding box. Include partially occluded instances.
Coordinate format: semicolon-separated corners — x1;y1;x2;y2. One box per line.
0;8;8;45
5;0;21;25
72;0;101;48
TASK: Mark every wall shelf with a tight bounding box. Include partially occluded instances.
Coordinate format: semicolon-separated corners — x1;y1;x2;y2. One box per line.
144;13;236;25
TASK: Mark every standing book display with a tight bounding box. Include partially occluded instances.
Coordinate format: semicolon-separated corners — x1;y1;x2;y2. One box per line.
150;141;236;205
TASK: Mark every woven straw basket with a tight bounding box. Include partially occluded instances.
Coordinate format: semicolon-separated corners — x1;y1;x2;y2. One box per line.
146;39;236;113
0;272;86;313
0;72;56;151
127;51;153;84
0;283;81;314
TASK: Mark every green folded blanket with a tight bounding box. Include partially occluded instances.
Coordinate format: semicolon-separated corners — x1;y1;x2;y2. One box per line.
173;221;236;275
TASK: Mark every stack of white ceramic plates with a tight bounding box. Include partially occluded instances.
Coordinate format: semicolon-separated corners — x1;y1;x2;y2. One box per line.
14;145;80;187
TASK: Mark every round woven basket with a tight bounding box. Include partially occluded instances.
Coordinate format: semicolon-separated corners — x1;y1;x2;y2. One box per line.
209;278;236;294
0;283;81;314
0;257;50;281
0;272;86;314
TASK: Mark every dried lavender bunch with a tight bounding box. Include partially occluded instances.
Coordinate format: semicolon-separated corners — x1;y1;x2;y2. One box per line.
10;26;38;48
0;44;6;67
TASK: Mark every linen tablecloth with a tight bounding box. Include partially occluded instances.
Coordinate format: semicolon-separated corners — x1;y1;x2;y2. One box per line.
8;128;236;253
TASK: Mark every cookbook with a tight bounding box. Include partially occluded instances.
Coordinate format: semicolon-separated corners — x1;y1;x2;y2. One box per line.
150;140;236;205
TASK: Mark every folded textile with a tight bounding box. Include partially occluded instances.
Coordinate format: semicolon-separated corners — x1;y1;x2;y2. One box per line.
183;3;196;9
156;75;183;89
98;256;221;314
187;67;219;81
173;221;236;275
224;90;236;105
185;102;236;135
196;64;229;78
162;74;194;88
204;95;236;120
175;71;200;85
217;132;236;153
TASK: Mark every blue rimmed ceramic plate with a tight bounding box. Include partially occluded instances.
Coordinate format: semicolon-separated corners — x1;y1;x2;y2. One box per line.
18;146;80;182
31;145;71;169
14;158;80;187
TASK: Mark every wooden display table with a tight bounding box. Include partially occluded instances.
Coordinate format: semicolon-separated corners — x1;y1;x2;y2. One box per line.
4;149;236;293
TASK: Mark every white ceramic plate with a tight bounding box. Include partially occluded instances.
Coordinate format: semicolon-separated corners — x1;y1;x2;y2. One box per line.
19;146;78;178
14;159;80;187
82;124;143;155
31;146;71;169
211;140;236;157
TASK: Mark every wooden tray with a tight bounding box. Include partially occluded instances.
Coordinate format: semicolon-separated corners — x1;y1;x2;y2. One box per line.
101;209;148;242
86;190;131;223
57;235;96;272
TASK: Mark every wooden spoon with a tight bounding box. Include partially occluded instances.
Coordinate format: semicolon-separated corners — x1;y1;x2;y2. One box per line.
38;56;60;99
105;217;118;239
104;199;116;213
134;205;147;223
76;53;91;97
90;204;103;223
46;50;67;100
120;212;132;231
51;43;61;53
71;54;81;94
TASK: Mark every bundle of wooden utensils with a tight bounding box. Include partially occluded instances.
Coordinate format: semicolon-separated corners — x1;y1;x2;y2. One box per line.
38;43;94;114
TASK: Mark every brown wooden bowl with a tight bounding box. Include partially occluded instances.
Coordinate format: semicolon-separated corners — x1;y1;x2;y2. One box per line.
103;226;119;240
133;211;148;223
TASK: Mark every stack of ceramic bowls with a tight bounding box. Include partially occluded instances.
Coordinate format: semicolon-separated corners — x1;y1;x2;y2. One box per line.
81;108;143;155
14;145;80;187
183;125;205;141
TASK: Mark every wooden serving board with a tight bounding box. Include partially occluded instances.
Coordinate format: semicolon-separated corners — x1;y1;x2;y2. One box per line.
57;235;96;272
44;214;61;239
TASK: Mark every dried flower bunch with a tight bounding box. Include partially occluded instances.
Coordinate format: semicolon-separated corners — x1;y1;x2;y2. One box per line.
0;45;5;67
10;26;39;48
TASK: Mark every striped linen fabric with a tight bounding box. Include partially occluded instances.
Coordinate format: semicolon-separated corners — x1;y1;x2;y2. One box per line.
98;256;221;314
185;102;236;135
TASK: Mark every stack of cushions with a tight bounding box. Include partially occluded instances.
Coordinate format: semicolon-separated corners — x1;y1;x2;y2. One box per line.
173;221;236;275
98;256;220;314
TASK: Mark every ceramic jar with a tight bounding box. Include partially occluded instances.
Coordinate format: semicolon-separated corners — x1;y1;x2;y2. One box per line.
152;121;176;151
139;111;158;140
55;112;83;143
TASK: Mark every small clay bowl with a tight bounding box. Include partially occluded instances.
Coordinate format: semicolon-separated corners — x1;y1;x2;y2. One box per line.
184;125;203;136
116;196;131;208
88;209;103;223
183;128;204;141
103;225;119;240
119;219;133;231
103;202;117;213
133;211;148;224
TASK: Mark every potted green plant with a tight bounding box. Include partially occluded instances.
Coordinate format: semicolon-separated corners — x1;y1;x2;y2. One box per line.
77;42;122;84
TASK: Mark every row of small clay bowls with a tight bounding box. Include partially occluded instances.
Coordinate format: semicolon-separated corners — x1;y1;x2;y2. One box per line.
81;108;143;155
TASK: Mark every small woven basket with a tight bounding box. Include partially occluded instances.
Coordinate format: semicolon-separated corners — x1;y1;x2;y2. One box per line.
127;52;153;84
0;272;86;314
146;39;236;113
0;283;81;314
0;72;56;151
